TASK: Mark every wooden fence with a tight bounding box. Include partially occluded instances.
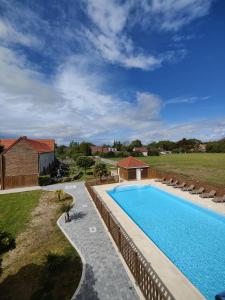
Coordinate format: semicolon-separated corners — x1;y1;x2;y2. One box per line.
85;181;175;300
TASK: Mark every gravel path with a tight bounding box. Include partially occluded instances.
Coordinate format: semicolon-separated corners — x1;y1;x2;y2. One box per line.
45;182;139;300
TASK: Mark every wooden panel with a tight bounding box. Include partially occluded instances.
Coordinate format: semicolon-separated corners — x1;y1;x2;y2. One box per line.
4;175;38;189
4;139;38;176
128;168;136;180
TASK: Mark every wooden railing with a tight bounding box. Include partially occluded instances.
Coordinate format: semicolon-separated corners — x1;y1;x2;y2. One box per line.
85;181;175;300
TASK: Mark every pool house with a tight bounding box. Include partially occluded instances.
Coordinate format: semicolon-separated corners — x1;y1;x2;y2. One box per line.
117;156;150;181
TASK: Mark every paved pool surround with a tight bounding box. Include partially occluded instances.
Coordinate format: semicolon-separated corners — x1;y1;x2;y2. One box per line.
94;179;219;300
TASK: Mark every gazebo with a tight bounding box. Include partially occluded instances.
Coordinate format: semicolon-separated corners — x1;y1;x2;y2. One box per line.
117;156;150;181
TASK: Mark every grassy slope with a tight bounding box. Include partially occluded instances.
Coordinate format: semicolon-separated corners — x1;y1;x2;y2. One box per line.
114;153;225;187
0;190;82;300
0;190;42;237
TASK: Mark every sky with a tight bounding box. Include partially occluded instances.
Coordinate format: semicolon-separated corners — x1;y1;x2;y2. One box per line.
0;0;225;145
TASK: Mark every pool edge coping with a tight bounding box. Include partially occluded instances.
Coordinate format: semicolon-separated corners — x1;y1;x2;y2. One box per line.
94;179;206;300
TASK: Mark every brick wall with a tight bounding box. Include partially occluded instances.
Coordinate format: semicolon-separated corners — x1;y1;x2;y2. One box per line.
4;139;39;176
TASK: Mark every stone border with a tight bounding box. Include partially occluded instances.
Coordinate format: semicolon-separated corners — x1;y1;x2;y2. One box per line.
56;191;86;300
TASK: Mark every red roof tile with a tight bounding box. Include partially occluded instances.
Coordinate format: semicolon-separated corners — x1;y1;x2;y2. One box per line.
117;156;149;168
1;137;55;154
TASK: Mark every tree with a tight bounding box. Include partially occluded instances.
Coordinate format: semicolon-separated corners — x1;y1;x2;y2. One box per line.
79;142;92;156
130;139;142;147
113;140;123;151
76;156;94;174
94;162;108;181
0;229;16;275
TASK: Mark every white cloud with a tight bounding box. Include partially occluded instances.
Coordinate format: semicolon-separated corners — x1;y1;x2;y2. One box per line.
166;96;210;104
82;0;213;70
0;19;40;47
82;0;162;70
0;47;163;143
140;0;213;31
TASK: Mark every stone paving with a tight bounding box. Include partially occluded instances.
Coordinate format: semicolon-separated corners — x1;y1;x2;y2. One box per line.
45;182;139;300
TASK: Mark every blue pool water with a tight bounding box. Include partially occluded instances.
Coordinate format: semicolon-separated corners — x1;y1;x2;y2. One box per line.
108;185;225;299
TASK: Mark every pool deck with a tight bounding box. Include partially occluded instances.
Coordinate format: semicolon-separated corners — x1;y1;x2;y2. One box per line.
93;179;221;300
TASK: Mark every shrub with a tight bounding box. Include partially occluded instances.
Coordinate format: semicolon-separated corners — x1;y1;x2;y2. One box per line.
0;229;16;275
93;162;108;181
60;203;73;214
148;149;160;156
38;175;52;186
76;156;95;174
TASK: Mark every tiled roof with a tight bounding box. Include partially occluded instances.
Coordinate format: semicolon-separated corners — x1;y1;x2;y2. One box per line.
117;156;149;168
0;139;16;149
133;147;148;152
0;136;55;154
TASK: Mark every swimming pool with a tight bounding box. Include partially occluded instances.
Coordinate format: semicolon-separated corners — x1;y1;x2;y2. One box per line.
108;184;225;300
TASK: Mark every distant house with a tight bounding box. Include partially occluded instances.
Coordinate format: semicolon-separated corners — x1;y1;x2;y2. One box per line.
0;136;55;189
90;145;117;154
117;156;150;180
160;150;172;155
133;147;148;156
196;144;207;153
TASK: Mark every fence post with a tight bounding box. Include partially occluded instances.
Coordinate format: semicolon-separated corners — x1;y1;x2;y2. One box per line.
135;251;140;284
107;211;110;229
118;227;121;252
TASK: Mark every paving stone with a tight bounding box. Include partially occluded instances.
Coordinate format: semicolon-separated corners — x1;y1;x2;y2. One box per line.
45;182;139;300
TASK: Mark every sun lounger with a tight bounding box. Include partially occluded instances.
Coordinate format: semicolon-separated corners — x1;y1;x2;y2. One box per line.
155;177;165;182
190;187;205;195
212;195;225;203
200;190;216;198
168;180;179;186
182;184;195;191
174;182;186;189
164;178;173;185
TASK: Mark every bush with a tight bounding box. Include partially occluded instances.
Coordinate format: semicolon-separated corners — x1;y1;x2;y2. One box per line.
0;229;16;275
76;156;95;174
148;149;160;156
101;151;115;158
93;162;108;181
38;175;52;186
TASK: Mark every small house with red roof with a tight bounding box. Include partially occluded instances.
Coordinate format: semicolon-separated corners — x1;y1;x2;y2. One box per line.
117;156;150;181
0;136;55;189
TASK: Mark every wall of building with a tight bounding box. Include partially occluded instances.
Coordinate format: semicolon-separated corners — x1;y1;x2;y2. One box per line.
118;167;150;180
1;139;39;189
39;152;55;174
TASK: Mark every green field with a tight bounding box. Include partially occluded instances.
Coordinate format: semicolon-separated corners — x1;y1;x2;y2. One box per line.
115;153;225;187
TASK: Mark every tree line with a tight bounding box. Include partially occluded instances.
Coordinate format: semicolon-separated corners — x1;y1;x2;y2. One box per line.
55;137;225;159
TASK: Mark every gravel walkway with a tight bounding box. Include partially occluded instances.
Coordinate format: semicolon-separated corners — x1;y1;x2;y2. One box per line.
45;182;139;300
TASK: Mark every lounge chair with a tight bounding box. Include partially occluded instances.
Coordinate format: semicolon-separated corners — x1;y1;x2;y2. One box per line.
212;195;225;203
174;182;186;189
168;180;179;186
164;178;173;185
200;190;216;198
190;187;205;195
182;184;195;191
155;177;166;182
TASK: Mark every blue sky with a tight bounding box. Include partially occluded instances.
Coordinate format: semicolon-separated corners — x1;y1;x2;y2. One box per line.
0;0;224;144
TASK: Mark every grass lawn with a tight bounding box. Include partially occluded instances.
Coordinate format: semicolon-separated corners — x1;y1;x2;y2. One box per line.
0;190;82;300
114;153;225;187
0;190;42;238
